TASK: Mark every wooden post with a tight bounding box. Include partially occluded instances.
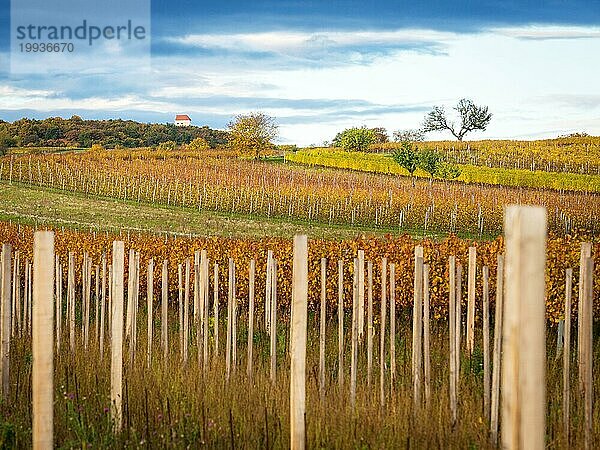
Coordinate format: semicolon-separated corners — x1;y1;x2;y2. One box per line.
449;256;457;426
58;262;62;340
194;261;201;365
319;258;326;400
183;258;190;365
412;247;424;407
389;263;396;386
126;249;135;340
147;259;154;368
350;258;358;407
232;259;237;373
357;250;365;339
455;264;462;393
367;260;373;388
247;260;255;379
57;263;62;345
581;257;594;450
265;250;273;331
577;242;592;392
95;264;100;343
81;253;92;350
563;268;572;443
24;259;29;336
18;254;22;337
226;258;233;380
466;246;477;355
557;324;569;362
54;256;61;351
27;261;32;334
413;256;423;409
111;241;125;432
290;235;308;450
482;266;490;421
15;253;21;338
202;254;209;372
178;263;183;358
490;255;504;445
213;262;219;357
161;260;168;360
380;257;387;409
10;255;14;338
337;259;344;388
0;244;12;401
423;263;431;407
555;321;564;361
11;251;19;338
100;254;106;361
193;250;200;322
501;205;546;450
68;254;74;351
32;231;54;450
85;257;92;349
108;264;112;334
270;259;277;383
130;252;139;365
81;254;87;345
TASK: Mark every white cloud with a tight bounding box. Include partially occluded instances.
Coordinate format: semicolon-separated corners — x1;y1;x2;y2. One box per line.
166;29;457;56
4;25;600;145
0;85;55;97
0;91;171;112
491;25;600;40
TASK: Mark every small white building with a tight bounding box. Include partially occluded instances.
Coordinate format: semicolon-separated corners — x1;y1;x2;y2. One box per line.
174;114;192;127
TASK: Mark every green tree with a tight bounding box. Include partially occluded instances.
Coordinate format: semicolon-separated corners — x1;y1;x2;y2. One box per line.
333;127;376;152
370;127;389;144
227;112;278;160
187;137;210;151
422;98;492;141
418;148;443;179
0;130;16;155
392;141;419;186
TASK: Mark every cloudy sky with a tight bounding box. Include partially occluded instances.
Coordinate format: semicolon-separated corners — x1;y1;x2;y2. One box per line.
0;0;599;145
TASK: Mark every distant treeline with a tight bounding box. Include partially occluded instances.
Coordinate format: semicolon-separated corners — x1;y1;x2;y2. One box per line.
0;116;229;149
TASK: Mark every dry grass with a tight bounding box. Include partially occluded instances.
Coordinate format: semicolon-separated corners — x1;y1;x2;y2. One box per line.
1;306;597;448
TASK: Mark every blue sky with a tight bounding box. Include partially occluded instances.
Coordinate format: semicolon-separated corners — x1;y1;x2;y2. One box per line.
1;0;599;144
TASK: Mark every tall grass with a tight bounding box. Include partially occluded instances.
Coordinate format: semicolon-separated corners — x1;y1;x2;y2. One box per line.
1;305;598;448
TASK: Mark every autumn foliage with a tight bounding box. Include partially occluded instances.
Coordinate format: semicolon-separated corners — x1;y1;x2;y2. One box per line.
1;221;597;322
2;150;599;236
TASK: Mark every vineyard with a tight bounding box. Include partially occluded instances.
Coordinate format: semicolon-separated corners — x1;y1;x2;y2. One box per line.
369;136;600;175
285;148;600;192
0;139;598;448
0;221;598;322
0;213;598;447
1;150;600;237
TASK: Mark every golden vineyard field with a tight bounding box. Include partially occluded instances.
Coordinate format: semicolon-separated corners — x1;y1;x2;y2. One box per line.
286;149;600;192
2;150;599;236
370;135;600;174
2;221;598;322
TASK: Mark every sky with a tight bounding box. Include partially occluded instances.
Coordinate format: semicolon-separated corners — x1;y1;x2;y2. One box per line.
0;0;599;145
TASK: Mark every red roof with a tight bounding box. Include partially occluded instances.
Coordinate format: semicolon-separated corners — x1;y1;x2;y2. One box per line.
175;114;191;121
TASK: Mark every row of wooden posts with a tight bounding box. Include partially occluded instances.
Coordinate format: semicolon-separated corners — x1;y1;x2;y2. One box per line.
0;206;595;449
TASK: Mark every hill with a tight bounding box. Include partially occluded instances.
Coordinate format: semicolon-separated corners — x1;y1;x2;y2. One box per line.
0;116;229;149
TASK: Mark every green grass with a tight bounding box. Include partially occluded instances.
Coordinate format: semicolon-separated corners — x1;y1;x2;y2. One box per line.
286;149;600;192
0;181;479;241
